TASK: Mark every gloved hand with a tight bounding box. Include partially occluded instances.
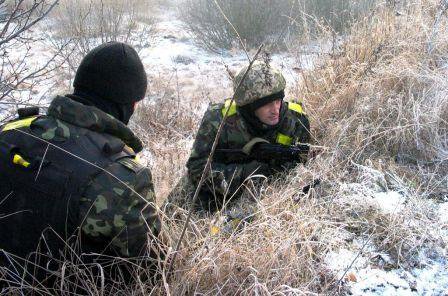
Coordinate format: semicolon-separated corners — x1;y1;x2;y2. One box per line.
250;142;308;165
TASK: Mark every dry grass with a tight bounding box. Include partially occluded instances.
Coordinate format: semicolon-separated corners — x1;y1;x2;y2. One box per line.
2;0;448;294
301;1;448;166
155;1;448;294
131;75;203;202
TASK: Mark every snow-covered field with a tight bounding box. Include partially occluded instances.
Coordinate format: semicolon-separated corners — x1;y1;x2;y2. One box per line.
326;185;448;295
1;4;447;295
138;10;315;105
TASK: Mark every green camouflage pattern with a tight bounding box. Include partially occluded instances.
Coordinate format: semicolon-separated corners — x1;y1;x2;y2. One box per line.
181;100;310;211
44;96;143;152
30;96;160;257
233;61;286;106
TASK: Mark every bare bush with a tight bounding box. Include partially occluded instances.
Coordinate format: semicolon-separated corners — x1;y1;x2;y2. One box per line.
180;0;376;52
0;0;60;123
180;0;296;52
48;0;155;79
295;0;376;35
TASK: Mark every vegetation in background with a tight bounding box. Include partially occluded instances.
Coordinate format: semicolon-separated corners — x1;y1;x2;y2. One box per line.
48;0;156;81
180;0;376;52
0;0;59;123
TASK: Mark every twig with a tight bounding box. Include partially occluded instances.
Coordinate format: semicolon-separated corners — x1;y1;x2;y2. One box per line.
35;143;49;181
335;233;374;289
213;0;250;61
0;1;59;47
167;44;265;277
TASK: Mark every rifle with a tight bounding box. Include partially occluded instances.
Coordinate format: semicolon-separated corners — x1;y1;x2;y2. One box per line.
214;142;310;164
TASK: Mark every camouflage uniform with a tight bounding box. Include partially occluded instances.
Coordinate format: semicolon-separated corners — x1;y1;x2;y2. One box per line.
184;99;310;211
166;61;311;213
0;96;161;282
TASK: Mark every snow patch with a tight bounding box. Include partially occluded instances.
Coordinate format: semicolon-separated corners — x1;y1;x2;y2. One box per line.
372;191;406;214
326;247;448;295
439;203;448;224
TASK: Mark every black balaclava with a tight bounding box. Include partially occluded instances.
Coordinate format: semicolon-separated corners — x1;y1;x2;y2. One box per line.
71;41;147;124
239;90;286;136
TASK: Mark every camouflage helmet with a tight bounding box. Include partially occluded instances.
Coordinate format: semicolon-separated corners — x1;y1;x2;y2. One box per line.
233;61;286;106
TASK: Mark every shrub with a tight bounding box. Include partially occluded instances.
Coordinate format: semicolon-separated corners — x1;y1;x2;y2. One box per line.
300;0;448;186
296;0;377;35
180;0;376;52
48;0;155;77
180;0;297;52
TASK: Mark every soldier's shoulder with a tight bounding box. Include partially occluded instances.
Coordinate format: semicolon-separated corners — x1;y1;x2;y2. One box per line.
286;100;305;114
86;156;154;201
31;115;82;141
285;101;308;119
0;114;80;143
206;101;226;117
199;101;226;126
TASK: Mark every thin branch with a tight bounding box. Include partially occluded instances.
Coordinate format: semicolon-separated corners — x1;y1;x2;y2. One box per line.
335;232;374;290
35;143;50;181
213;0;250;61
0;1;59;47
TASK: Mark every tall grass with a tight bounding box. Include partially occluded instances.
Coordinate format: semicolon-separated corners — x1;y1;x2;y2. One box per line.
2;0;447;294
301;0;448;173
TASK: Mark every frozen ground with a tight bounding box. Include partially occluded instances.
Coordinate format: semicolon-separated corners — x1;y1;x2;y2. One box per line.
327;168;448;296
326;242;448;296
139;10;314;104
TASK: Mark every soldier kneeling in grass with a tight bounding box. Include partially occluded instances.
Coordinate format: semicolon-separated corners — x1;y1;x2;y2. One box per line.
165;61;311;218
0;42;165;290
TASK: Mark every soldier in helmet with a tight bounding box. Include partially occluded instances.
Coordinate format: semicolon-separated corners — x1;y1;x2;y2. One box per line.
0;42;163;289
166;60;310;213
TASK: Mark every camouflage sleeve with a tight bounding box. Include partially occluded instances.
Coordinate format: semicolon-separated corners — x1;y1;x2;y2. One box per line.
186;107;269;198
79;157;161;258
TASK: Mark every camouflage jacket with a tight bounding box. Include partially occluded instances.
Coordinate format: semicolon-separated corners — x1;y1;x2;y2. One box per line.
0;96;160;259
186;99;310;210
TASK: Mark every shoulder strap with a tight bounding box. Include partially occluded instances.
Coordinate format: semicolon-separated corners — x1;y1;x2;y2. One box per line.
2;116;39;132
222;99;237;117
288;101;304;115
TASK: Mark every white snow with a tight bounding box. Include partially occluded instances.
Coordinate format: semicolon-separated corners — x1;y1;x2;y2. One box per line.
439;203;448;224
326;244;448;296
332;166;448;296
373;191;407;214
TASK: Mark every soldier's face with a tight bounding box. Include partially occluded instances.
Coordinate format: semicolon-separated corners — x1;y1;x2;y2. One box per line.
254;99;282;125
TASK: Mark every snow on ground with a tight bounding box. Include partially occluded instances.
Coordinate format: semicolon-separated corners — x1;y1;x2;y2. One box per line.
329;171;448;296
139;10;313;105
326;243;448;296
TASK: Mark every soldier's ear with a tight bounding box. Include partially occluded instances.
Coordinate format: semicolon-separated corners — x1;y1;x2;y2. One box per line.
133;102;138;111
